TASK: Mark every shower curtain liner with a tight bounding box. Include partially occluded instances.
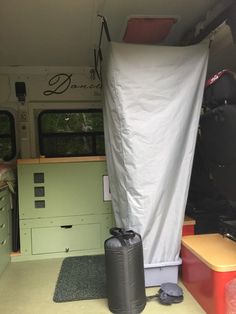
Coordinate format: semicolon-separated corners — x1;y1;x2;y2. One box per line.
103;42;209;265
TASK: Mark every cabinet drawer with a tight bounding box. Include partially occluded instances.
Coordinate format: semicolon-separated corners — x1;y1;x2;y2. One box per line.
0;187;7;198
0;189;8;208
0;204;10;219
0;220;8;241
0;204;8;224
31;223;101;255
0;237;11;276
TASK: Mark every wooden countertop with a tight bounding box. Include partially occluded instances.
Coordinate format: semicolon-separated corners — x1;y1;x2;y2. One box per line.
183;216;195;226
17;156;106;165
182;233;236;272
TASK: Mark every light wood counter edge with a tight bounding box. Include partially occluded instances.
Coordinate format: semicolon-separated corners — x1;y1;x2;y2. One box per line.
17;158;40;164
182;234;236;272
10;251;21;257
17;156;106;165
183;216;196;225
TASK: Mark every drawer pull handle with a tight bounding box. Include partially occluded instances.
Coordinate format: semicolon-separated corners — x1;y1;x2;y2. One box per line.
0;223;5;229
0;206;5;212
0;239;6;246
61;225;72;229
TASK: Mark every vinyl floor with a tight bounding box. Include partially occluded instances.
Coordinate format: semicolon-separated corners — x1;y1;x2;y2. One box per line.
0;258;205;314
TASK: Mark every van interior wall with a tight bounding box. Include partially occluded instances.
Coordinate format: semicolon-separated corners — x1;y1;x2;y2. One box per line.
208;23;236;77
1;19;236;163
0;67;102;162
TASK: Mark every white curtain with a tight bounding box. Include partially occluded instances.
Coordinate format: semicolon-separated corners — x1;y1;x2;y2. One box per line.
103;42;209;265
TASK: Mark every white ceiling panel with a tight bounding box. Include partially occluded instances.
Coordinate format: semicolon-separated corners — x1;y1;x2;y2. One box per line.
0;0;230;66
0;0;96;66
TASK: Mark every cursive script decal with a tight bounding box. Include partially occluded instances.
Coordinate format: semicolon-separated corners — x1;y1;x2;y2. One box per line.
43;73;102;96
43;73;72;96
71;83;101;89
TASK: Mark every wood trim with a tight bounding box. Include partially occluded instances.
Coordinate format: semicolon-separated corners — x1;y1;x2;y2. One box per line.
184;216;196;226
17;156;106;165
10;251;21;257
17;159;40;165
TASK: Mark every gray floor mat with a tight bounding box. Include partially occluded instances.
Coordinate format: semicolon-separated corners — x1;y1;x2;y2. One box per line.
53;255;106;302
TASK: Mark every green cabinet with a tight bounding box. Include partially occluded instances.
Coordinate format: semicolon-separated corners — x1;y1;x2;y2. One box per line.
31;224;101;254
17;159;114;260
0;187;11;276
18;162;111;219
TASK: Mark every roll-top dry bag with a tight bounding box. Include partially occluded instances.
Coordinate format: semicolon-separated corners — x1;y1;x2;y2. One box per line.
104;227;146;314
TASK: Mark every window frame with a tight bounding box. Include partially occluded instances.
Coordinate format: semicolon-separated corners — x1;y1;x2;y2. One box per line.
38;109;105;158
0;110;16;161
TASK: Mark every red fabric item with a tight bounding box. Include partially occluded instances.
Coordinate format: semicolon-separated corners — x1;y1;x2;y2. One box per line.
123;17;177;44
205;69;233;88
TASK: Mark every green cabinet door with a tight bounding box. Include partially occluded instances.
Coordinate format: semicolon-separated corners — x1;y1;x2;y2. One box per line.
18;161;112;219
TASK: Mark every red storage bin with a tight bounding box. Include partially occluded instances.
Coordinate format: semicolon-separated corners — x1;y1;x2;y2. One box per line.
226;278;236;313
181;234;236;314
182;216;195;236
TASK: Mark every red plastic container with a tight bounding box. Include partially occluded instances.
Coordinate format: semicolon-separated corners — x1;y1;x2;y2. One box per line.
226;278;236;314
182;216;195;236
181;234;236;314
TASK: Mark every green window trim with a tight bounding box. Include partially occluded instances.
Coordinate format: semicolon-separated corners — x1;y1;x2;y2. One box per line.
0;110;16;161
38;109;105;158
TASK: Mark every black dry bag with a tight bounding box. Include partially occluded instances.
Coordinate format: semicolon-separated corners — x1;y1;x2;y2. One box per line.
104;227;146;314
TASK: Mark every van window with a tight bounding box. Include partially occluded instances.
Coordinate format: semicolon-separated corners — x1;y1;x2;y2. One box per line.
0;111;16;161
38;110;105;157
